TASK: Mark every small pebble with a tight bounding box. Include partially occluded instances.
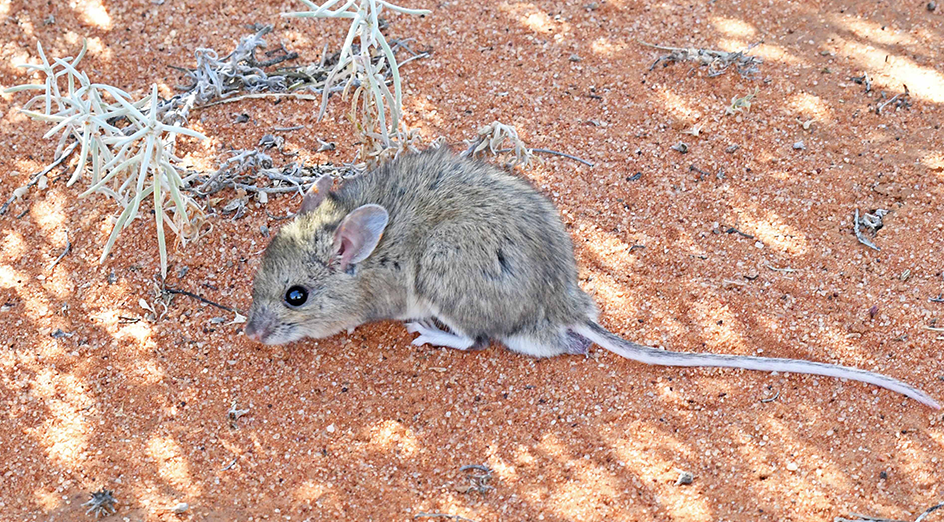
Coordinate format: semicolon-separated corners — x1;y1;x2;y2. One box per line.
786;462;799;472
793;141;806;150
326;424;336;433
928;1;937;11
675;471;694;485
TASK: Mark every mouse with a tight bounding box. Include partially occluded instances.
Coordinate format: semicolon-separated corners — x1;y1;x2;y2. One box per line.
244;147;940;409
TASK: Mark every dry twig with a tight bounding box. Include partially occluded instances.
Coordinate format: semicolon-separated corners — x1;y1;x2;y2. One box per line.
875;85;911;115
530;148;594;167
835;501;944;522
414;514;477;522
853;208;887;251
47;231;72;271
456;464;494;494
640;40;763;77
163;286;240;314
228;400;251;429
850;72;872;93
0;141;79;215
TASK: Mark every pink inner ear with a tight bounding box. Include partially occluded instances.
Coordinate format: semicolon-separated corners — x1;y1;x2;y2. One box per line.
331;204;388;271
334;233;354;269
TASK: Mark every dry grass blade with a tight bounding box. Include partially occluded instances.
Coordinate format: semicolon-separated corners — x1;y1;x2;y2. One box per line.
283;0;431;167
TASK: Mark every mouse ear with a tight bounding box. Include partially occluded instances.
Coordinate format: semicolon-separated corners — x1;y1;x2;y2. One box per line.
299;175;333;215
333;204;389;271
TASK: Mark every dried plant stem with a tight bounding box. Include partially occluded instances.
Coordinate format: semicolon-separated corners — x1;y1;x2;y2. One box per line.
640;40;763;77
163;287;240;314
196;87;346;109
283;0;431;167
414;514;477;522
47;231;72;271
0;141;79;215
530;148;594;167
875;86;911;114
462;121;532;166
835;501;944;522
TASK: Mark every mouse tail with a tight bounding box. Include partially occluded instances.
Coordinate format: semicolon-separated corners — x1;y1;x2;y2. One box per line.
575;321;940;409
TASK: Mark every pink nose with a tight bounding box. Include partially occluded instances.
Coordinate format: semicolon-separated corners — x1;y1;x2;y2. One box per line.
244;325;262;342
244;319;266;343
245;309;276;343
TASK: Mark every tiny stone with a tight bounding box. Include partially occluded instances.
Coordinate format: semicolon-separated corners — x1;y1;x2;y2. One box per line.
675;471;694;485
326;424;336;433
928;1;937;11
793;141;806;150
569;54;581;62
786;462;799;472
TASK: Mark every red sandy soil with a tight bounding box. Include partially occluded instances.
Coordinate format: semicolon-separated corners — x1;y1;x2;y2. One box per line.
1;0;943;521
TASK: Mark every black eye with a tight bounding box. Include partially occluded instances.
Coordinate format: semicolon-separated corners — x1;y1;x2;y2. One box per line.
285;285;308;307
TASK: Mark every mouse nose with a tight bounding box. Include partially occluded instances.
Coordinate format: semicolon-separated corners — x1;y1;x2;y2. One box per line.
244;314;268;343
244;322;262;342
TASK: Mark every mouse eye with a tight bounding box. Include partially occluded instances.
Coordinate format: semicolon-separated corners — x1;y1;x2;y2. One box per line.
284;285;309;307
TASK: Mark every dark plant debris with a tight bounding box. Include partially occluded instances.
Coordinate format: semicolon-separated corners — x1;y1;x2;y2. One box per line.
641;40;763;77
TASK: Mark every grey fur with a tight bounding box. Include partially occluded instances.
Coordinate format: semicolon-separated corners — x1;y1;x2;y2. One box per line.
245;148;940;409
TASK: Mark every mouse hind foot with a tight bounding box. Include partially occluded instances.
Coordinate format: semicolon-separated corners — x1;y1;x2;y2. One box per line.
406;320;487;351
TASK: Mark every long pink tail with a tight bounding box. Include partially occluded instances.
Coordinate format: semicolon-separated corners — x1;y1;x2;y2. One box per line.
575;322;940;409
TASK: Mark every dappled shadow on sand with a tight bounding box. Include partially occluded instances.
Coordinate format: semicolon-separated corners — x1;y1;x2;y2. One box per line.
1;0;943;520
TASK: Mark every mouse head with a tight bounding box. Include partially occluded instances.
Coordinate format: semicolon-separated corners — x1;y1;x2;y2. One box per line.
245;176;389;344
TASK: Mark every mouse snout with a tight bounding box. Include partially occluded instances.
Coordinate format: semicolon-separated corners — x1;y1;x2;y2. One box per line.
244;309;276;343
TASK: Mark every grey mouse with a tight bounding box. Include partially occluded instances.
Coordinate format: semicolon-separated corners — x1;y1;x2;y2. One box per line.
245;147;939;409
